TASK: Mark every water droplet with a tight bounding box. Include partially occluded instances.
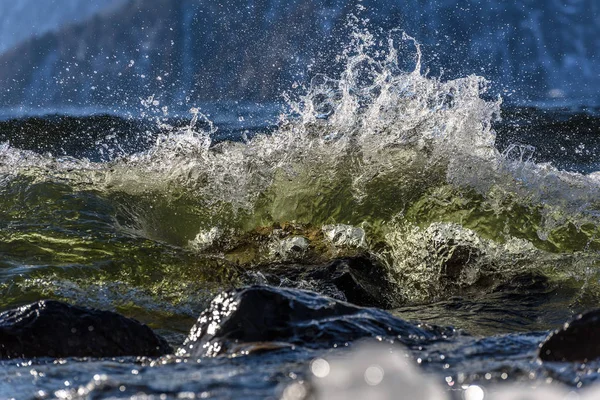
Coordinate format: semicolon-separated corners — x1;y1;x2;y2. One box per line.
311;358;330;378
464;385;484;400
364;364;384;386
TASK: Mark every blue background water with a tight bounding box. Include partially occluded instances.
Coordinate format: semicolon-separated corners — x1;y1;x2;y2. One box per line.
0;0;597;117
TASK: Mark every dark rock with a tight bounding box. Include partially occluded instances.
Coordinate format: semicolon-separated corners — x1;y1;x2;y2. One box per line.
539;309;600;362
252;255;398;309
177;285;453;357
0;300;171;359
493;272;552;294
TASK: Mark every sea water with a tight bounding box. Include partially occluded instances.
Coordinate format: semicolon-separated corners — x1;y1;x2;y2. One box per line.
1;26;600;399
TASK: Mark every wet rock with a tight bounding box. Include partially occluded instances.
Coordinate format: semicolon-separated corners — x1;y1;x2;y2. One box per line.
177;285;452;357
539;309;600;362
252;255;398;309
0;300;171;359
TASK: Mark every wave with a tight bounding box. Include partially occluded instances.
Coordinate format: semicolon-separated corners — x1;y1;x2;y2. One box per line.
1;29;600;317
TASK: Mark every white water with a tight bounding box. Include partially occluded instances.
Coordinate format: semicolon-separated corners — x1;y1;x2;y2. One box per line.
305;343;600;400
2;29;600;306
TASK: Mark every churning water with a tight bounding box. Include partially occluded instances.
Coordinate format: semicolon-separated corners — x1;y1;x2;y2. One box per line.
1;26;600;399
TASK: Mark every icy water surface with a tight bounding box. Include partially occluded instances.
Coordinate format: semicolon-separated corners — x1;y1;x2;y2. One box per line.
1;30;600;399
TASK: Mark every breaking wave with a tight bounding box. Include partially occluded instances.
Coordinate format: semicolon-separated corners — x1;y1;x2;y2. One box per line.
2;28;600;318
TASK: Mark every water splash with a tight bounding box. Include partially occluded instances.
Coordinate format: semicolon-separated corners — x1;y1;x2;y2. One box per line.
2;27;600;311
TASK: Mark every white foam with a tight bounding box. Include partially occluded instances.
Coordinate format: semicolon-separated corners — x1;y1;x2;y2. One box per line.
306;343;600;400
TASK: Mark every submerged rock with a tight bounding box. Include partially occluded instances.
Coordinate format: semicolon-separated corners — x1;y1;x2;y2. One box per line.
177;285;452;358
0;300;171;359
539;309;600;362
252;255;398;309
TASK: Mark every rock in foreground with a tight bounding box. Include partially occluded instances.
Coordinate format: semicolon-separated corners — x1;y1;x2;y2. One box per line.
539;309;600;362
0;300;171;359
256;256;397;309
177;285;453;357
